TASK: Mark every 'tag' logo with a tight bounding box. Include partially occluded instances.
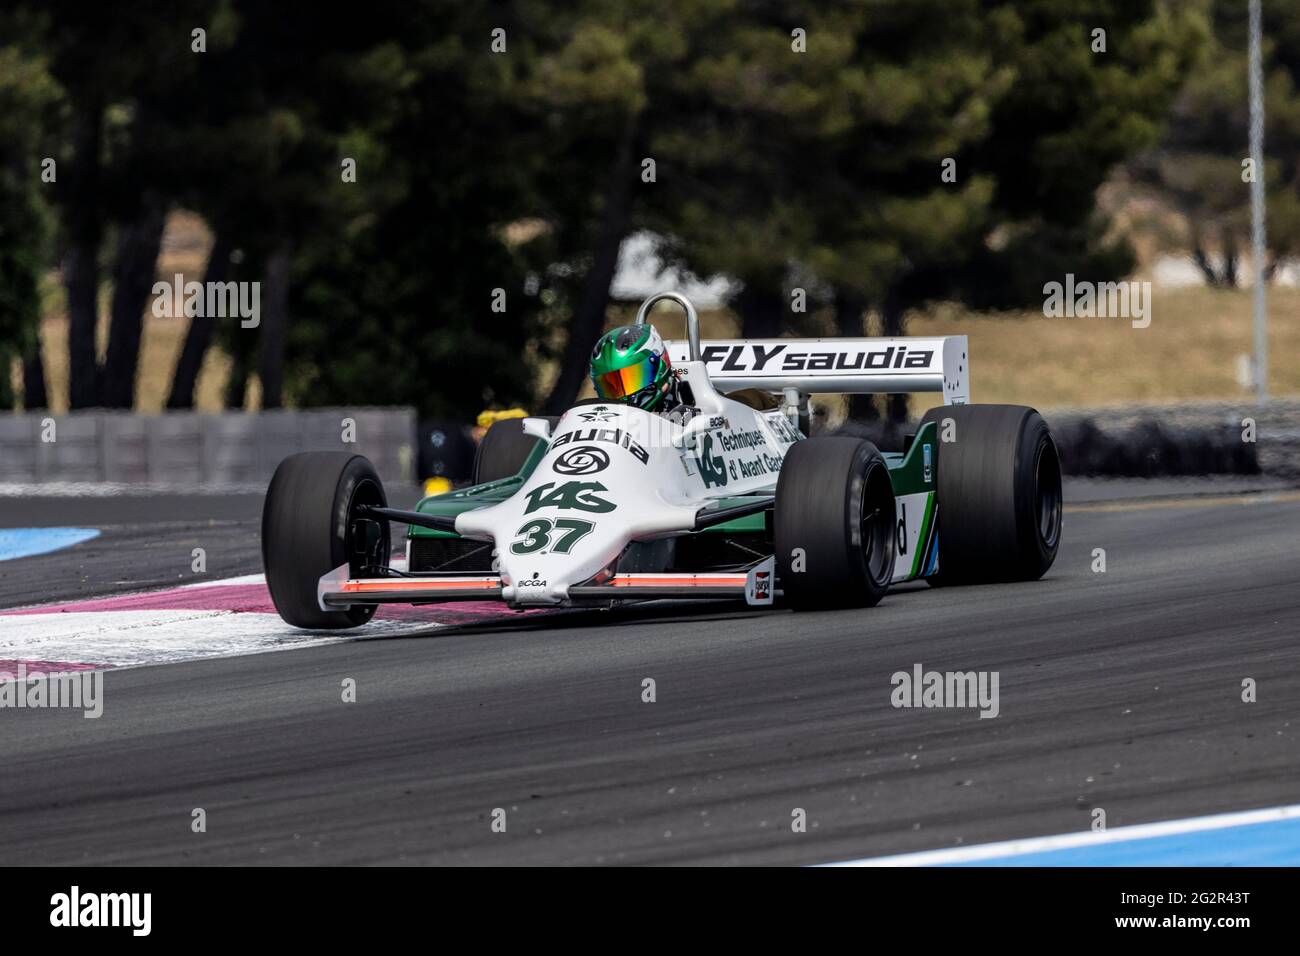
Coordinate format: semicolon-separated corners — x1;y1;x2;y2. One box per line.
523;480;616;514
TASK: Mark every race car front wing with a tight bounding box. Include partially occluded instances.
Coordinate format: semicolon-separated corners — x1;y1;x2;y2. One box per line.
317;558;777;610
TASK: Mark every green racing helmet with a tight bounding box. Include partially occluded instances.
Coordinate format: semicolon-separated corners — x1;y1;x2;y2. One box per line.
589;324;673;411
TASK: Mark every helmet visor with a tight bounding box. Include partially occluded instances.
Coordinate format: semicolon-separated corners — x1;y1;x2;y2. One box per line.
592;354;662;401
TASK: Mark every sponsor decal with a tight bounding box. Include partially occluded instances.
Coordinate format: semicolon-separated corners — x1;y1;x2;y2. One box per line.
745;556;776;606
577;406;617;422
509;517;595;555
765;412;801;444
923;443;932;483
551;427;649;464
693;426;784;489
731;453;782;480
518;572;547;588
718;428;766;452
700;343;935;374
894;493;936;580
553;445;610;475
694;433;728;488
523;480;616;514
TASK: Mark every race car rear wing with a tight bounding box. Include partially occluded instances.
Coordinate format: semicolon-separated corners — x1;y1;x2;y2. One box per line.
665;336;969;404
635;291;967;404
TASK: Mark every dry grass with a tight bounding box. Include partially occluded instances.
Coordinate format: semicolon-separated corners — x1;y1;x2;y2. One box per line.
34;313;237;413
907;285;1299;416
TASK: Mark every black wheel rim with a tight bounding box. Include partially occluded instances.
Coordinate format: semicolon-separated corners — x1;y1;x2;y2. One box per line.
859;463;894;585
1033;439;1062;549
345;476;390;576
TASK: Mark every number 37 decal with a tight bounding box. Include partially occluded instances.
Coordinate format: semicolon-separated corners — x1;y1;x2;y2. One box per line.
510;518;596;555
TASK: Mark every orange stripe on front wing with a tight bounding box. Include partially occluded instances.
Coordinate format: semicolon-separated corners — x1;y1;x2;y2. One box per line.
341;578;499;592
341;575;745;593
608;575;747;587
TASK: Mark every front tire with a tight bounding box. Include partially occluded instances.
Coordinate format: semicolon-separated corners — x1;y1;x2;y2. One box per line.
472;417;556;485
918;404;1062;584
775;437;896;610
262;452;389;629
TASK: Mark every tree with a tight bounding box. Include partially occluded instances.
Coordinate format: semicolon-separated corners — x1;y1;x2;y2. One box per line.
0;0;1211;424
1127;0;1300;284
651;0;1202;419
29;0;226;409
283;1;549;419
526;18;648;415
0;15;62;410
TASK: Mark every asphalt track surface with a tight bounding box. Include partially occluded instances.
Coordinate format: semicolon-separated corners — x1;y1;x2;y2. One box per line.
0;482;1297;864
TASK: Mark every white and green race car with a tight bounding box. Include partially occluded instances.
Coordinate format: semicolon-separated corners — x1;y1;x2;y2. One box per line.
261;292;1062;628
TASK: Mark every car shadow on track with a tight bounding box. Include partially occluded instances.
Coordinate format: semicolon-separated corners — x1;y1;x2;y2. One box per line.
342;585;948;646
344;598;796;645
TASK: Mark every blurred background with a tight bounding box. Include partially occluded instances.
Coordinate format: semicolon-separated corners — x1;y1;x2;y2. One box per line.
0;0;1296;486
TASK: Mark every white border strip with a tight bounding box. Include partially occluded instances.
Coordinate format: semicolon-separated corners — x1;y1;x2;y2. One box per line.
825;803;1300;866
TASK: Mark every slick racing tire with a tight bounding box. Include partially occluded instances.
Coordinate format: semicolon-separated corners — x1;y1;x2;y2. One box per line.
775;437;896;610
472;417;558;485
918;404;1062;585
262;452;389;629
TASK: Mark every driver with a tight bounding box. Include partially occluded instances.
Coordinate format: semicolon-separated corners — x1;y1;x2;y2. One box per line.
588;324;698;423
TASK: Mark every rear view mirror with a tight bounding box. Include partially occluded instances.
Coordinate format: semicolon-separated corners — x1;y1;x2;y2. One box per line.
522;417;552;440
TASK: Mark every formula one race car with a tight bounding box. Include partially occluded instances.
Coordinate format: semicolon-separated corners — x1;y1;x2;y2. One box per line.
261;292;1062;628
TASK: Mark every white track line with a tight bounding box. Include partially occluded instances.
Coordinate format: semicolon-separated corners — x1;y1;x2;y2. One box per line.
824;803;1300;866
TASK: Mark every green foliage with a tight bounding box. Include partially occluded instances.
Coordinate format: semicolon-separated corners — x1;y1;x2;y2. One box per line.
0;0;1228;416
1134;0;1300;279
645;0;1200;325
0;23;62;404
285;1;548;418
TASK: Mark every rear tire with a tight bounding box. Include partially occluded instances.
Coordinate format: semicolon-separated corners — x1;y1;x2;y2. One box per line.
262;452;389;629
918;404;1062;585
775;437;896;609
472;418;556;485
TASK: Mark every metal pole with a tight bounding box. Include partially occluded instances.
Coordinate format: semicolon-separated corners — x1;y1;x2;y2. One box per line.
1248;0;1268;404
